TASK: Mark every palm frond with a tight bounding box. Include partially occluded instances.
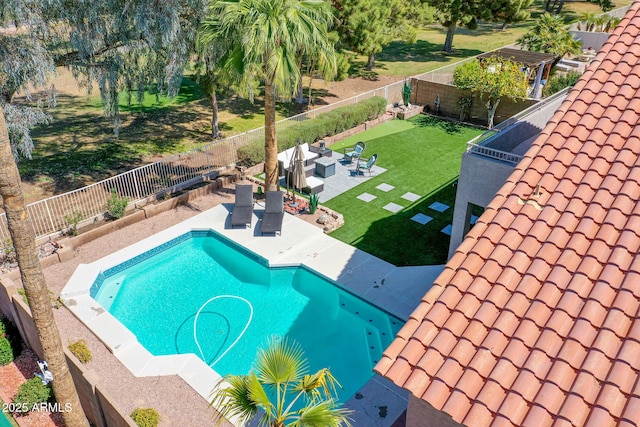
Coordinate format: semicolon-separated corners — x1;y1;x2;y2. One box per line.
290;399;353;427
210;375;259;426
295;368;343;401
255;337;307;386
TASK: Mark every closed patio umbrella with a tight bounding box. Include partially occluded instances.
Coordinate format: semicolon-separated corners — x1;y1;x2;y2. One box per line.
290;143;307;199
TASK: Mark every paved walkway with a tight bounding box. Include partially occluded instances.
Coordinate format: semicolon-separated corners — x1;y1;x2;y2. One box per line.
315;154;387;202
280;150;387;202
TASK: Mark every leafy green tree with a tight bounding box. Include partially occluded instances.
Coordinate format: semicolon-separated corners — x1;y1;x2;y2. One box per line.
333;0;423;70
2;0;206;136
199;0;337;191
428;0;495;53
453;56;528;128
517;13;582;63
491;0;533;30
210;337;352;426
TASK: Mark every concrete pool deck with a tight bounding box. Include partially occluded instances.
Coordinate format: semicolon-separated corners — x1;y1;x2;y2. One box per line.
54;192;443;426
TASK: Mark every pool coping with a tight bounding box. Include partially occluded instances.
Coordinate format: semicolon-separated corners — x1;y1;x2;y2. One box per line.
61;204;442;426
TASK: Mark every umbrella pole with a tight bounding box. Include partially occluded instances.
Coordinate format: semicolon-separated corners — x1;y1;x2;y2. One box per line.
287;153;295;202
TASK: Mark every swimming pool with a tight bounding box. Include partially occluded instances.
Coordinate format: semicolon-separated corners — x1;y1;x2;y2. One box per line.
90;230;401;402
0;412;13;427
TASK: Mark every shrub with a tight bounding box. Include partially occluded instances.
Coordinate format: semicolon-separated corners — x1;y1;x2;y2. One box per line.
130;408;160;427
68;339;92;364
544;71;582;96
106;188;129;219
0;317;22;354
13;377;52;411
236;96;388;167
0;336;13;365
335;53;350;82
237;140;265;166
64;210;83;236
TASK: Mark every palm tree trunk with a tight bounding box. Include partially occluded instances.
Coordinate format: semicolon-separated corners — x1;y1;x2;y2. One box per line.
0;106;89;427
210;90;220;138
263;78;279;191
444;23;457;53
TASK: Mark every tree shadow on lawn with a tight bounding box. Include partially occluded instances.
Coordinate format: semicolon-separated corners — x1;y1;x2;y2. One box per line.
22;106;210;193
414;114;468;134
216;93;298;119
351;179;459;266
429;21;524;37
347;62;383;81
376;40;483;63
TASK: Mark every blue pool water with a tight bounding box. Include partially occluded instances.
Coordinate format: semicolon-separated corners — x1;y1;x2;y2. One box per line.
0;412;12;427
92;231;402;402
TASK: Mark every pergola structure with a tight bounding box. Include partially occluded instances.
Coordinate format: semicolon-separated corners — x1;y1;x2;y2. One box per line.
477;48;557;99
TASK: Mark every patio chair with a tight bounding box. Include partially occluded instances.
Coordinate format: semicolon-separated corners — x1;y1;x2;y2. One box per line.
230;184;254;228
356;153;378;176
261;191;284;235
343;141;366;164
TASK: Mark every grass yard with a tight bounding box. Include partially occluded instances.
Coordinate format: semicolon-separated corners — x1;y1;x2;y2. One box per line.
325;115;484;266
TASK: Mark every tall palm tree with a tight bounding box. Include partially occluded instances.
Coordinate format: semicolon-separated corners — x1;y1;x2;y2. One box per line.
0;106;89;426
199;0;337;191
210;337;352;426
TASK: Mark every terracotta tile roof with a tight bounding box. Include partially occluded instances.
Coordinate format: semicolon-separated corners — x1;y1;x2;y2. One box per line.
375;4;640;425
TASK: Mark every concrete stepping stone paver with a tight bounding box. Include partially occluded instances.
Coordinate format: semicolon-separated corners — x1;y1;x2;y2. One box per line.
357;193;377;202
402;192;421;202
411;213;433;225
429;201;450;212
441;224;452;235
383;203;403;213
376;183;395;192
471;215;478;224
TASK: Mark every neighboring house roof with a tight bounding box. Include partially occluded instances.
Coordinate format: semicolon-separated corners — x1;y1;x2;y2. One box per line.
375;4;640;427
477;47;557;66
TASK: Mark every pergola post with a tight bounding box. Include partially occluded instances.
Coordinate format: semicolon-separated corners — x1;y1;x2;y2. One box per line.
532;62;547;99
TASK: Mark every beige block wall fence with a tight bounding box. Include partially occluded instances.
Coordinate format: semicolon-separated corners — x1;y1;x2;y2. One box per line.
410;78;538;127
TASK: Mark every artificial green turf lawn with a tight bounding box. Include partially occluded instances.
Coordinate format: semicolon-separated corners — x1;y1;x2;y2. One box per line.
324;115;484;266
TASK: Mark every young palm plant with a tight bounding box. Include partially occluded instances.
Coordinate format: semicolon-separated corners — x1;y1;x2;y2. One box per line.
211;337;352;427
